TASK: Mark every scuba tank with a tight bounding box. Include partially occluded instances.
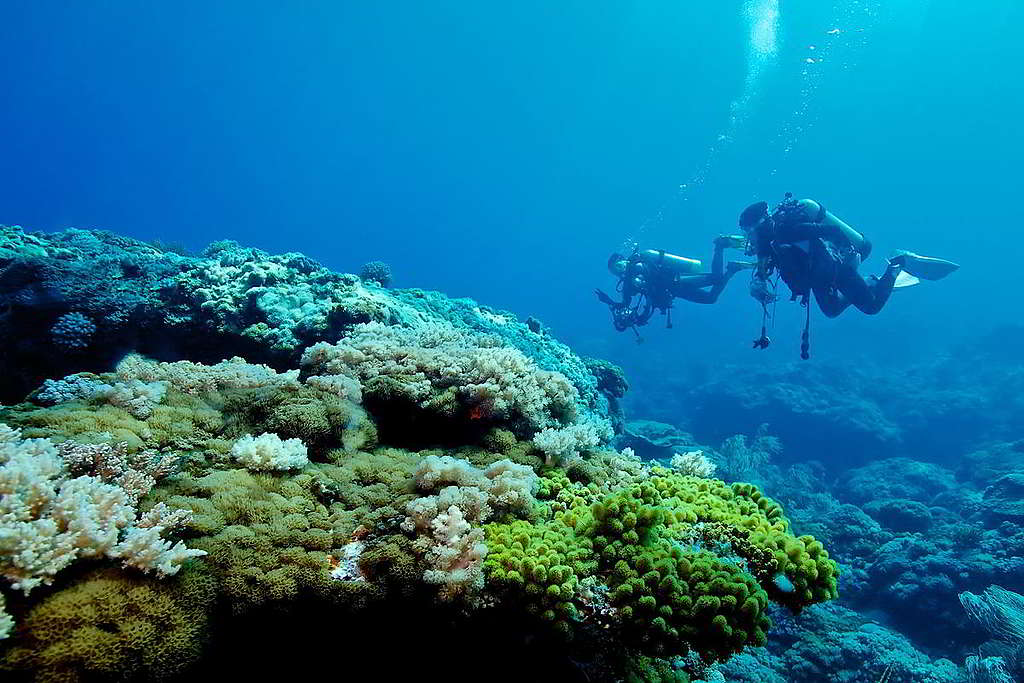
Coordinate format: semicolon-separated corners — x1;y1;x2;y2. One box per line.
634;249;703;275
775;194;871;258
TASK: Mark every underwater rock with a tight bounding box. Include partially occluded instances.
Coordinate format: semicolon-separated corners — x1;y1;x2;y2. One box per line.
959;440;1024;487
980;472;1024;522
838;458;958;507
676;362;902;467
721;603;964;683
863;498;934;533
617;419;699;461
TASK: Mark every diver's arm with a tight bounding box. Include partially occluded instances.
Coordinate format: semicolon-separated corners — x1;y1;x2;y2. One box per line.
595;288;631;309
633;300;654;325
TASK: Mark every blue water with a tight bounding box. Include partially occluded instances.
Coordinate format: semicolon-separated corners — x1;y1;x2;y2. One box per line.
2;1;1023;680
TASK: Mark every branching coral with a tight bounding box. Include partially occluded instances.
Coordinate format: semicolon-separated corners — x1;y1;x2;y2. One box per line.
58;440;179;504
115;354;297;395
0;425;205;596
401;455;539;599
300;321;580;435
0;592;12;641
672;451;717;479
532;416;615;466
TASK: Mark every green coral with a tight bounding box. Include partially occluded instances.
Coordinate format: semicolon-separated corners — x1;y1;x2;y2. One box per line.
1;567;216;683
483;468;838;666
583;485;768;662
0;388;225;453
483;519;597;638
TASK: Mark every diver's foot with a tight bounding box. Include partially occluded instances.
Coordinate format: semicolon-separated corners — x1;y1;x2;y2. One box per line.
726;260;756;275
885;255;905;279
715;234;747;249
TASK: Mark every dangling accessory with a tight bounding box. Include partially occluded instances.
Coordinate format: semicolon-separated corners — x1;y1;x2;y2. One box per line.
752;274;778;350
752;322;771;349
800;298;812;360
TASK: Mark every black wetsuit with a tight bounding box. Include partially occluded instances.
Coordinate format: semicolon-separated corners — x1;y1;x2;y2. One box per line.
757;200;897;318
599;242;740;330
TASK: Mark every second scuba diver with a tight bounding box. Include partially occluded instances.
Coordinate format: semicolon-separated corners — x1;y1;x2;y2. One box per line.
595;236;753;336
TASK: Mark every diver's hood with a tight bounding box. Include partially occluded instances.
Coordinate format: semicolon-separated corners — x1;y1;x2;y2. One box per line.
739;201;769;228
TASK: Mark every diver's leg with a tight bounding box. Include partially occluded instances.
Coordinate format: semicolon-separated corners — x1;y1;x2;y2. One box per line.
835;255;898;315
678;262;745;305
679;286;716;304
811;281;851;318
674;273;718;288
711;242;725;277
807;241;850;318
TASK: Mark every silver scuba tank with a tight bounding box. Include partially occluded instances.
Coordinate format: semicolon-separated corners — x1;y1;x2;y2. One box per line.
634;249;704;275
796;199;870;257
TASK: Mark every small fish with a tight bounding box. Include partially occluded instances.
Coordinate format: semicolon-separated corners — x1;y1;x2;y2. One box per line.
827;28;841;35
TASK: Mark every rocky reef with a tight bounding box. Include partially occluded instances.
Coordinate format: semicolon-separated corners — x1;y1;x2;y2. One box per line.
620;328;1024;682
0;226;841;682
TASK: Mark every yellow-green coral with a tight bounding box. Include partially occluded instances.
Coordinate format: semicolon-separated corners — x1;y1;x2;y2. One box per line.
483;518;597;638
0;567;215;683
148;469;349;614
483;468;838;665
0;388;224;453
644;473;839;610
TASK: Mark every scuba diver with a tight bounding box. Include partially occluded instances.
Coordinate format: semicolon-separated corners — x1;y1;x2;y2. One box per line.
738;193;959;357
595;236;752;337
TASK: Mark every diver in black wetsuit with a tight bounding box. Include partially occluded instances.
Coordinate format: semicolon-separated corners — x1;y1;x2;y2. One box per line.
738;193;959;357
739;194;904;317
595;236;752;334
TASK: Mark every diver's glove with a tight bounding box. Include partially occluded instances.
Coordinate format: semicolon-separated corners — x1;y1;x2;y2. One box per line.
594;289;615;306
715;234;748;249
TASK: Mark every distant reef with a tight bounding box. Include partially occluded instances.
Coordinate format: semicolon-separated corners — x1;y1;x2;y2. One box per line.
0;225;841;682
629;326;1024;468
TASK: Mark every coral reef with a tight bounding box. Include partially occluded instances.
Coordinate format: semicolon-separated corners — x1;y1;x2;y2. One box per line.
0;228;857;681
0;348;839;681
721;603;962;683
0;425;203;597
358;260;393;287
0;227;610;427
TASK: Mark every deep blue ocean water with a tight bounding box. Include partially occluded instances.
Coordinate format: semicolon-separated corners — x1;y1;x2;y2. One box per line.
2;2;1023;680
2;1;1021;370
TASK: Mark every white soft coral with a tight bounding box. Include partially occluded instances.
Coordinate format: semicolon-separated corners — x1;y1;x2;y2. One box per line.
230;432;309;472
0;425;205;595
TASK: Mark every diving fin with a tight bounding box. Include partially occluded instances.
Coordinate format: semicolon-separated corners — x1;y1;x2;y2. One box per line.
893;271;920;289
892;250;960;281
